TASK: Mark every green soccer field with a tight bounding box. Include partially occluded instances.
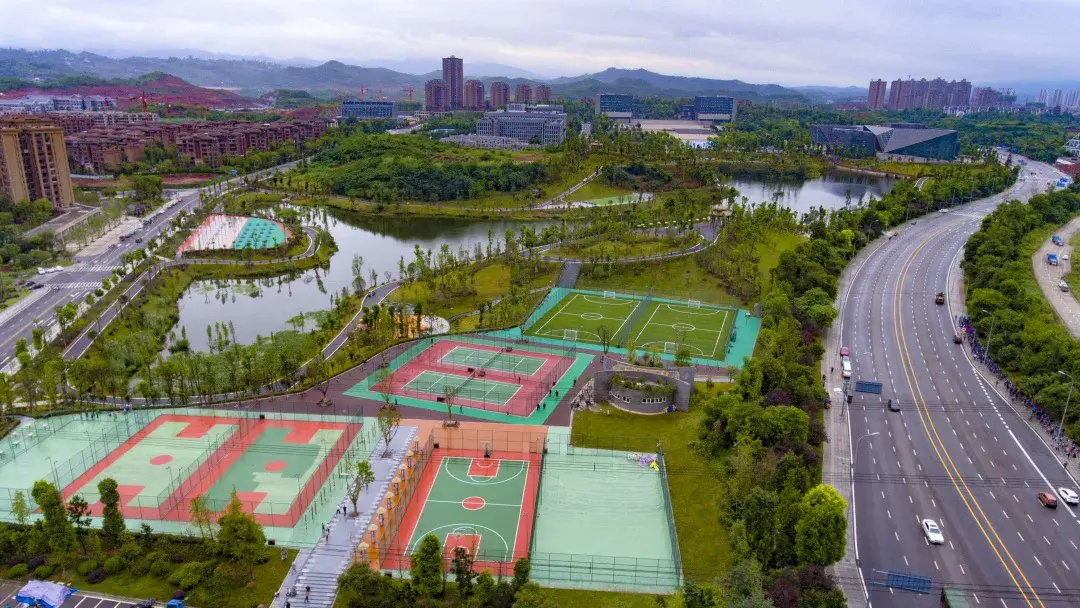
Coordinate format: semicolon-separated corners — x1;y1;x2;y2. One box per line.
524;291;734;362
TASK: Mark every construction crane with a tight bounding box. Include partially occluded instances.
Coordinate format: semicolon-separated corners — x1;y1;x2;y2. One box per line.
402;87;414;103
359;87;368;101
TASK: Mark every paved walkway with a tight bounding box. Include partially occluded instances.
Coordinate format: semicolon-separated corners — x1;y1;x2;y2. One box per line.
1031;214;1080;338
271;425;419;608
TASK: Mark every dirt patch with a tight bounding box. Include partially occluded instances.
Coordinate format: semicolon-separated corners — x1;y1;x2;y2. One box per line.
512;154;545;162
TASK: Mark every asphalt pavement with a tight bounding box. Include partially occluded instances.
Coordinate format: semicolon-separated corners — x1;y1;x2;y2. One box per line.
829;156;1080;607
1032;214;1080;337
0;579;142;608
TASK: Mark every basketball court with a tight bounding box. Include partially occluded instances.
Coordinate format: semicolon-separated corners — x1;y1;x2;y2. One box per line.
384;452;539;575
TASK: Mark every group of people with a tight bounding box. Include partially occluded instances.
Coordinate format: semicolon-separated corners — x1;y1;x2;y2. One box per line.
959;316;1078;462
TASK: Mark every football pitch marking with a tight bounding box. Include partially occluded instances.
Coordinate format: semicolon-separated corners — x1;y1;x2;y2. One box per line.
634;303;730;358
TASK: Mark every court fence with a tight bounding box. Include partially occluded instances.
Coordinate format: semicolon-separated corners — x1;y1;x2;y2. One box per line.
0;415;80;470
373;429;436;564
614;286;654;348
656;442;683;586
0;403;369;527
356;335;577;418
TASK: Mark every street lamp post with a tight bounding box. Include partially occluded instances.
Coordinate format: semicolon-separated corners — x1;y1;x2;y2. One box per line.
981;309;997;360
1058;370;1075;442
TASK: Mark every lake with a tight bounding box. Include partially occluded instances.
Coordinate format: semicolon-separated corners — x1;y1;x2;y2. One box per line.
727;171;895;214
170;209;548;351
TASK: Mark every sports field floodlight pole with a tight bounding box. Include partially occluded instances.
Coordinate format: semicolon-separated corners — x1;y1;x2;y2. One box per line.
166;465;175;489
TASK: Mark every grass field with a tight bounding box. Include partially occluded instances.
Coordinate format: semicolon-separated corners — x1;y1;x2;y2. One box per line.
389;262;558;320
543;234;692;261
571;388;732;582
526;291;734;360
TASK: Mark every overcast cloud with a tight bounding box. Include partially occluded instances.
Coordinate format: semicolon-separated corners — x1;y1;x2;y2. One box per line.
3;0;1078;85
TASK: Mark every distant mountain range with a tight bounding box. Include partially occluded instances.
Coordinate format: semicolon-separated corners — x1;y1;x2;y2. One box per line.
0;47;812;102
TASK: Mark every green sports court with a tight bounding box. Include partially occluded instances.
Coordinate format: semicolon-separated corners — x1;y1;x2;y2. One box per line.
385;454;538;572
402;370;523;407
525;290;735;361
439;345;547;376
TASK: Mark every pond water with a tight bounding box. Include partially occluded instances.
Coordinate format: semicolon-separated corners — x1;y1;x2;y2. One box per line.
727;171;895;214
169;171;897;351
170;209;549;351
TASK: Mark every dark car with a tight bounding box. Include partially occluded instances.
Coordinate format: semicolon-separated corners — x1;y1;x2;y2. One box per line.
136;238;143;243
953;334;963;344
935;292;945;305
24;281;35;288
1038;492;1058;508
32;283;44;290
888;399;900;412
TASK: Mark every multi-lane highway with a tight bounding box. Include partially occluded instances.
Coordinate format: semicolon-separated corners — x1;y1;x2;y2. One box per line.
834;156;1080;607
0;160;303;368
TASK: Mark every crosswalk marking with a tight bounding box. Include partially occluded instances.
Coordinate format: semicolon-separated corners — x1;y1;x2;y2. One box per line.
52;282;102;290
78;264;122;272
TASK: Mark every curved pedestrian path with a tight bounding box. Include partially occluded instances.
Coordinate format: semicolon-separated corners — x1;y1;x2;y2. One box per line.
1032;214;1080;338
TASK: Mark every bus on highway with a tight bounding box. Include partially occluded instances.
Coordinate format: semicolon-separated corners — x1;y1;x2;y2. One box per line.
941;587;969;608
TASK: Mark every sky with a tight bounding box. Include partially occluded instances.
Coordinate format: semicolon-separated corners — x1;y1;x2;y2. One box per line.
4;0;1079;86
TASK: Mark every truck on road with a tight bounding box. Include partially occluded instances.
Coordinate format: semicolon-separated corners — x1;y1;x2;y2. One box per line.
1048;253;1059;265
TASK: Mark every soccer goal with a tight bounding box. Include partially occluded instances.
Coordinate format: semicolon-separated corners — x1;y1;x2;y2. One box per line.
688;299;702;309
663;341;678;354
603;290;617;299
564;329;578;342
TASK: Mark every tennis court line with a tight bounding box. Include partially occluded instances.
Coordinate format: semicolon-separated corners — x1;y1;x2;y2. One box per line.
532;293;582;337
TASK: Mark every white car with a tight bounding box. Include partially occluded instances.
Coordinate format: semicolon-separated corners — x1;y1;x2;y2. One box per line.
938;208;949;213
1064;254;1071;261
922;519;944;544
1058;488;1079;506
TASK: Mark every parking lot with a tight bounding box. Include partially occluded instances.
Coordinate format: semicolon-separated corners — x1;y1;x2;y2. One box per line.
0;580;141;608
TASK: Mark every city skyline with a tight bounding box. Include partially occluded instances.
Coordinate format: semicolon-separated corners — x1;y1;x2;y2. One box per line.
5;0;1080;87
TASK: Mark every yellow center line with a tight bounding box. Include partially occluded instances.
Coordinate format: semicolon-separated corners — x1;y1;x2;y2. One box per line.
891;227;1044;608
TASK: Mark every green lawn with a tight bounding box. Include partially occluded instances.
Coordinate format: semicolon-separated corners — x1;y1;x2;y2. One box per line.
565;180;635;203
570;390;733;582
756;231;804;295
543;588;669;608
576;256;742;307
544;236;691;261
71;547;295;607
389;262;558;320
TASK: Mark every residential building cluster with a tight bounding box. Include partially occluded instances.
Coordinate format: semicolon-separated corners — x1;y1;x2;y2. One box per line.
0;117;75;208
810;123;959;161
1036;89;1080;109
0;94;117;115
867;78;972;111
475;104;566;147
867;77;1023;111
64;118;329;173
422;56;550;112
